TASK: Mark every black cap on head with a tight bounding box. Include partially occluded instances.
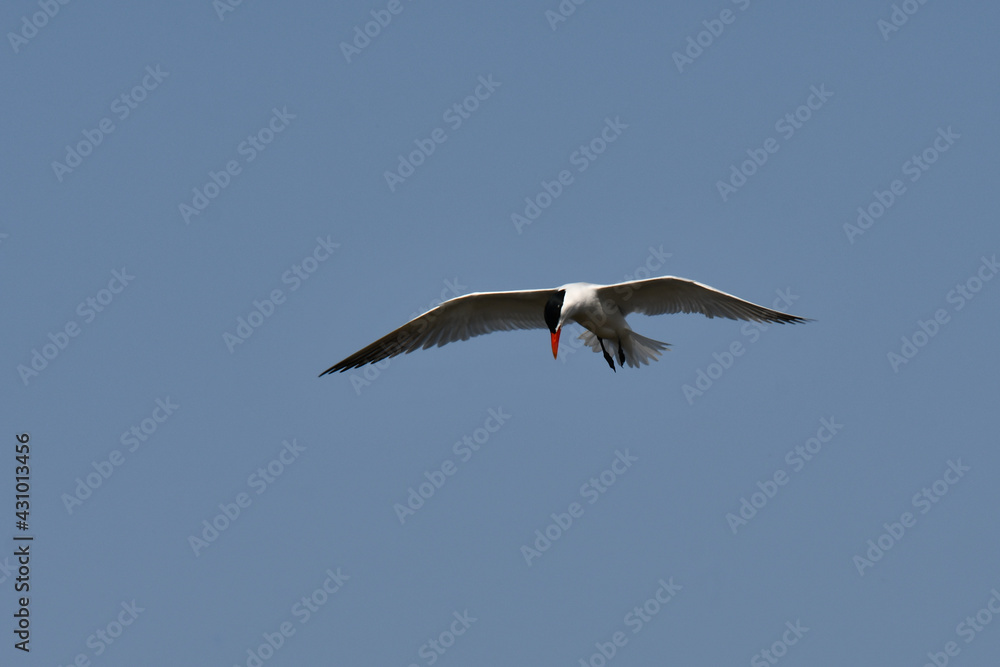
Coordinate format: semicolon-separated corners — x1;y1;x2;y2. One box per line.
544;290;565;333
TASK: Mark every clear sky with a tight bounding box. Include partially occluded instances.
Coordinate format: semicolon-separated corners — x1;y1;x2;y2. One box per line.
3;1;999;665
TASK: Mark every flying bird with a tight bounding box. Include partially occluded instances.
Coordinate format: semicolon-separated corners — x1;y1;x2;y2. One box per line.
319;276;809;375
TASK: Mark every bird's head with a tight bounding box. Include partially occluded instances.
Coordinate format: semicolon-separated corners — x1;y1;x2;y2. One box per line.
544;290;566;359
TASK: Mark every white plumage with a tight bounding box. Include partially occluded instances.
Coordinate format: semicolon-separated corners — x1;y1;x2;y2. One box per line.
320;276;808;375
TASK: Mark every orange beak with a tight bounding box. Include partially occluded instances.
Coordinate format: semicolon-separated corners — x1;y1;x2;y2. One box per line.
550;329;561;359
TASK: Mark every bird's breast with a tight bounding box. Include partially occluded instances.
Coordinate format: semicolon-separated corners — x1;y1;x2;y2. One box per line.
562;285;628;338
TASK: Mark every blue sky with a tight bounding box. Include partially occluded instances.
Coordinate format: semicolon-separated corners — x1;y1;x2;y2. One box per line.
3;1;999;665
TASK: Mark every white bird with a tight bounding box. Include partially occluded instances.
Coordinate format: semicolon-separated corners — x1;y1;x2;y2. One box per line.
319;276;809;375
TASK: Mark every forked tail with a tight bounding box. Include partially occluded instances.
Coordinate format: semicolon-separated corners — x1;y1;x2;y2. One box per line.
579;330;670;369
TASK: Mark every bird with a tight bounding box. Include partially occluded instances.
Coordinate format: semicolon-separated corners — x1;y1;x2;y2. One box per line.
319;276;809;375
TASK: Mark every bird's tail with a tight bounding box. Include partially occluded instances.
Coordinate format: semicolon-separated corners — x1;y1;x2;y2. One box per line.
578;330;670;368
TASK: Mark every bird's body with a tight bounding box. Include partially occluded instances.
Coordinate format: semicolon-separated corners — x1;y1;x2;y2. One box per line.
320;276;808;375
560;282;625;339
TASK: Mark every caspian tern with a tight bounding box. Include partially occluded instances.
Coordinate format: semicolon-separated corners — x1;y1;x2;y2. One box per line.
319;276;808;375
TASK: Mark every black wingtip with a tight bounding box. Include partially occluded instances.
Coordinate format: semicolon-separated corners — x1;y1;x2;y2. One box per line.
769;313;812;325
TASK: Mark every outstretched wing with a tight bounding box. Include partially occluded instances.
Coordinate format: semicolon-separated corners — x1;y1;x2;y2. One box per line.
320;289;555;375
596;277;808;324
